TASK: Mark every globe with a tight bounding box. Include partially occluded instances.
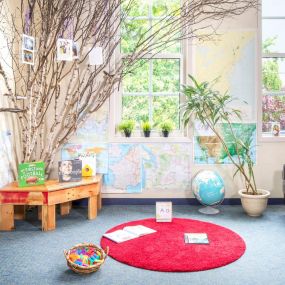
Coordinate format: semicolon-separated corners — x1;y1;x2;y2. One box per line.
192;170;225;207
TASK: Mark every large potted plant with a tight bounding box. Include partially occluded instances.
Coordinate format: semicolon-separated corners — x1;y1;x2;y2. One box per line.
181;75;270;217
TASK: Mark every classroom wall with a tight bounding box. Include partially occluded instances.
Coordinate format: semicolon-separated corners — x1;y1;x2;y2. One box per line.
1;6;285;199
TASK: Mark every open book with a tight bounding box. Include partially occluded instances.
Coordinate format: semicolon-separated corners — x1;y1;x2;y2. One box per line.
184;233;209;244
103;225;156;243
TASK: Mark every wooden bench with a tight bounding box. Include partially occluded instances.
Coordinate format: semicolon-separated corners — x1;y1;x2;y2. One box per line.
0;175;102;231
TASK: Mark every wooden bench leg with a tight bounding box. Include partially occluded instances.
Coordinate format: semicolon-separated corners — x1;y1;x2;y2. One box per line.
0;205;14;231
97;192;102;211
14;205;25;220
88;196;97;219
60;202;71;216
42;205;56;231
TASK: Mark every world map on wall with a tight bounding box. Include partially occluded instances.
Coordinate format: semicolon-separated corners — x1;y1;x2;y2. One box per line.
141;143;191;191
103;143;192;194
61;143;109;173
104;144;142;193
194;123;256;164
69;102;109;144
195;31;256;121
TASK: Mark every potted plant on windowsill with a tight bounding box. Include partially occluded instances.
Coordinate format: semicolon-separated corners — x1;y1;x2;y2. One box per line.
141;121;152;137
118;120;135;137
181;75;270;217
160;120;174;137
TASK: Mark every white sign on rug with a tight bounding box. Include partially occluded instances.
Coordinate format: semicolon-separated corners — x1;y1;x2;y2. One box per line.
156;202;172;222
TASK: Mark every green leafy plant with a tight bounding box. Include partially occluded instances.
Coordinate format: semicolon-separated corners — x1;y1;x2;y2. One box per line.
181;75;258;195
160;120;174;137
117;120;135;137
141;121;152;137
141;121;152;132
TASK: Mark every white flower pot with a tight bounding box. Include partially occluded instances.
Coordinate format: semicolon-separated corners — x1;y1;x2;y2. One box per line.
238;189;270;217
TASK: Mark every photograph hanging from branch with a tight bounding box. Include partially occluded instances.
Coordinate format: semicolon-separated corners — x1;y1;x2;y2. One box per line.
72;42;80;60
22;34;35;65
57;38;73;61
22;49;34;65
22;34;35;51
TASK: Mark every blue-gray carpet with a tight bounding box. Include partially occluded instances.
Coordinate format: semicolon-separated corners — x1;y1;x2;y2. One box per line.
0;205;285;285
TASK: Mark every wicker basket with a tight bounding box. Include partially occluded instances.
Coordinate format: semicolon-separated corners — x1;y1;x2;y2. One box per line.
64;243;109;274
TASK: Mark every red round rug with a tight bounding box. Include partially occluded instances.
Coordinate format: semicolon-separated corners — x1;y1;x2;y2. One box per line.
101;218;246;272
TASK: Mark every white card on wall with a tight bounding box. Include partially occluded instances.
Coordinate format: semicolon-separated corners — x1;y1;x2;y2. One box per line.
89;47;103;65
156;202;172;222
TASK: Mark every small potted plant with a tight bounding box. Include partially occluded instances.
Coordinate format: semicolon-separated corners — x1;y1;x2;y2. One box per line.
141;121;152;137
160;120;174;137
117;120;135;137
181;75;270;217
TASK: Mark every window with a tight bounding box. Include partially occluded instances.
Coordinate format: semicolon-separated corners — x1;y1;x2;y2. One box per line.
120;0;182;131
262;0;285;138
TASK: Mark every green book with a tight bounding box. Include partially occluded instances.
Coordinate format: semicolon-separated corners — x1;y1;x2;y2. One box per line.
18;161;45;187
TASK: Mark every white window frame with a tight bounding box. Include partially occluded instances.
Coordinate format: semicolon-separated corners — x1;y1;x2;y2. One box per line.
109;1;192;143
258;1;285;142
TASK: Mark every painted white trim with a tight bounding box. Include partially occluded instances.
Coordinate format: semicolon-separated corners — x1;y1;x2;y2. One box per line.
258;0;285;142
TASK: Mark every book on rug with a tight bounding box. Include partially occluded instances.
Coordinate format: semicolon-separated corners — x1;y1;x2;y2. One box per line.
103;225;156;243
184;233;209;244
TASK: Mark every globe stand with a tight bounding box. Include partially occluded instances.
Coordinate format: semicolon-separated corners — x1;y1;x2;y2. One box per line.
198;206;220;215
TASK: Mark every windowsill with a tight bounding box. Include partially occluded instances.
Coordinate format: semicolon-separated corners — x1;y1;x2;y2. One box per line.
109;132;192;143
259;132;285;142
259;136;285;142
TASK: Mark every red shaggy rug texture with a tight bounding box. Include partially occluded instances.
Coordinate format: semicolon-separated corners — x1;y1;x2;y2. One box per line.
101;218;246;272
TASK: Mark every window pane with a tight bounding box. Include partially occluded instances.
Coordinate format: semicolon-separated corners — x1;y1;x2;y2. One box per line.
153;96;179;128
262;95;285;136
262;58;285;91
152;20;181;53
121;20;149;53
152;0;180;17
153;59;180;92
262;19;285;53
262;0;285;17
122;96;149;123
123;60;149;93
121;0;149;17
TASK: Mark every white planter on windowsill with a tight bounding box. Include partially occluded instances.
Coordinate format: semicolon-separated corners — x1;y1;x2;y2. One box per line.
238;189;270;217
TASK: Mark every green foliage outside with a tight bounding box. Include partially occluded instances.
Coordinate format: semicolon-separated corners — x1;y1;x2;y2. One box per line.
262;37;282;91
121;0;181;130
262;37;285;132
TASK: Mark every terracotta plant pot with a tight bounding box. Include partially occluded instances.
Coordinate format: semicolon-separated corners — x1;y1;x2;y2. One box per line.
238;189;270;217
